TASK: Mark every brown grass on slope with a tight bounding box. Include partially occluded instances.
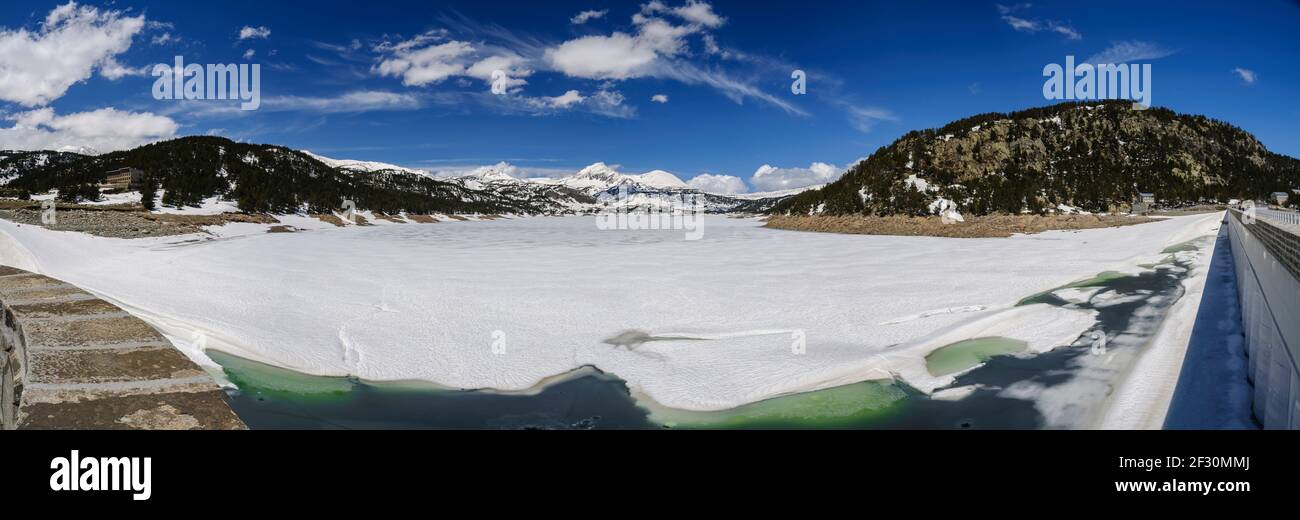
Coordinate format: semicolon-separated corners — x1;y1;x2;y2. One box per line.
764;213;1155;238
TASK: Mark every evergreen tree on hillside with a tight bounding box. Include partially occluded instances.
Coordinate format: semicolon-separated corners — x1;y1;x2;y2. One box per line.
140;176;158;211
56;183;100;203
774;100;1300;217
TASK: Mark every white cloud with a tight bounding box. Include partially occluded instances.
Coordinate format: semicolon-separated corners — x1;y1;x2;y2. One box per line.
541;90;585;108
634;17;695;55
750;162;841;191
99;57;147;80
1233;67;1257;84
1085;41;1176;64
374;32;532;90
376;39;473;85
688;173;747;194
545;1;718;79
651;94;669;103
545;2;797;115
0;2;145;107
238;25;270;40
464;53;532;90
571;9;608;24
545;32;658;80
524;89;630;117
0;107;177;153
243;48;256;59
672;0;726;28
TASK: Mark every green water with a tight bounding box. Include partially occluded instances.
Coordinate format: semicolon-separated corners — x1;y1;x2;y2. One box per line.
649;381;909;429
209;348;914;429
1017;270;1131;305
1161;239;1202;254
925;337;1028;376
209;350;358;399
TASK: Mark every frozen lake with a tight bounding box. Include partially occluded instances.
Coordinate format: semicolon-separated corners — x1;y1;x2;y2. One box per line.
0;213;1221;424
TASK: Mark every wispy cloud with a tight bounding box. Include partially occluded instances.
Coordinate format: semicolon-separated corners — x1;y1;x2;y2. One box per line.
841;104;897;133
997;4;1081;40
168;90;422;118
570;9;608;25
1085;41;1176;64
1233;67;1257;84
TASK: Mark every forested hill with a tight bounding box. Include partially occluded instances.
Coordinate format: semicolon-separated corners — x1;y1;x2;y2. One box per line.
774;100;1300;217
2;136;570;215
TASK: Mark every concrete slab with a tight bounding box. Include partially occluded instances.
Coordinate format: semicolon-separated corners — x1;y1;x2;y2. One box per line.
22;315;169;349
9;298;123;319
27;346;206;384
18;390;245;430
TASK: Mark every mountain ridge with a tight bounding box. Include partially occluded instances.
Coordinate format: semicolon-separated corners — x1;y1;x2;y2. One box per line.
774;100;1300;217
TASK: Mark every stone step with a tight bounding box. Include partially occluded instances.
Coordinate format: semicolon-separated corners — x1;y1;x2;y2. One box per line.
0;266;245;430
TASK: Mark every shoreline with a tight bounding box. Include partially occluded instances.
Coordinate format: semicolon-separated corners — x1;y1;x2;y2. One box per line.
764;212;1159;238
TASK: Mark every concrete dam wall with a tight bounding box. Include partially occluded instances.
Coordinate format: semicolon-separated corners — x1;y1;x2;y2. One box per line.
1225;210;1300;429
0;266;244;430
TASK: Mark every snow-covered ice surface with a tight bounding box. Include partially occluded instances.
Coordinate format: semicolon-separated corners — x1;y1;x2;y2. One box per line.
0;213;1222;413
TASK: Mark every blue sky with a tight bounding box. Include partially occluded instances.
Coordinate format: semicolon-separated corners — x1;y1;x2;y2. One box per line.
1;0;1296;192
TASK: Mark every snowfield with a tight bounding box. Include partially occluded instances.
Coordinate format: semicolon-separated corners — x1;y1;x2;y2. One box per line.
0;213;1222;413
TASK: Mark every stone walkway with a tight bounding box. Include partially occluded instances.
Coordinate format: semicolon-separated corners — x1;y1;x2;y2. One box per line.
0;266;244;429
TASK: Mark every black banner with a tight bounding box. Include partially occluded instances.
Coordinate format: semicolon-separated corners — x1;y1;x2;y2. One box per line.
3;430;1288;509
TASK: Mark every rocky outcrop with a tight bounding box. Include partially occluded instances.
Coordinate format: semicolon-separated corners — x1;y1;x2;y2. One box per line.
0;266;244;430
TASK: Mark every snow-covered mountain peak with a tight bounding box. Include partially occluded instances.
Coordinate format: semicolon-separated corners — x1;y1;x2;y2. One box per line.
301;150;428;176
463;162;521;183
55;145;99;155
634;169;688;189
572;162;624;181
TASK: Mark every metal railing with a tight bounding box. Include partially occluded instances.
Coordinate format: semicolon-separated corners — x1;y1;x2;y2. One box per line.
1253;208;1300;231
